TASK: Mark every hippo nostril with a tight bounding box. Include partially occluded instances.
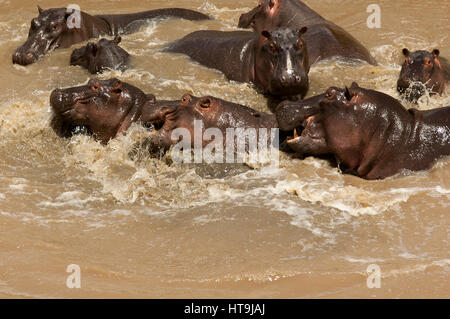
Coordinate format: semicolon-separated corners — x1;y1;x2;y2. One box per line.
295;76;301;83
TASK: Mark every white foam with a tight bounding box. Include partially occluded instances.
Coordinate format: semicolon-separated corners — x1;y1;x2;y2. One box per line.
273;174;449;216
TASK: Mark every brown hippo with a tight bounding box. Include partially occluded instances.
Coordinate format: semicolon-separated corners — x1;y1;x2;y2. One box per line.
50;79;284;154
141;93;281;155
397;49;449;102
50;78;154;143
276;83;450;179
238;0;377;66
70;36;130;74
13;6;210;65
166;27;310;100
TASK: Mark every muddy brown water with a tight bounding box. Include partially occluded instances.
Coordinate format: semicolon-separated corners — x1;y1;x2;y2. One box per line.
0;0;448;298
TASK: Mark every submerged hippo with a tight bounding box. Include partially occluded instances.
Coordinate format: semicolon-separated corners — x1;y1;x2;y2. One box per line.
166;27;310;99
50;78;154;143
70;36;130;74
141;93;281;154
397;48;449;102
238;0;376;66
13;6;210;65
276;83;450;179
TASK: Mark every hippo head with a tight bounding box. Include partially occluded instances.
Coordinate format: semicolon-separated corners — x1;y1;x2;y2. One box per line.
13;7;77;65
277;83;407;168
141;94;277;153
397;48;446;101
255;27;309;97
50;78;150;143
238;0;284;31
70;36;130;74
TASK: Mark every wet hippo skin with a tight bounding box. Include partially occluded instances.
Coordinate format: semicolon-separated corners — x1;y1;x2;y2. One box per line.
276;83;450;179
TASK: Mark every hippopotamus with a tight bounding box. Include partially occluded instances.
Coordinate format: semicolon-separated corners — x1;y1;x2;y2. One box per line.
141;93;280;155
166;27;310;100
276;83;450;179
50;78;155;143
13;6;210;65
70;36;130;74
50;78;282;153
397;48;449;102
238;0;377;66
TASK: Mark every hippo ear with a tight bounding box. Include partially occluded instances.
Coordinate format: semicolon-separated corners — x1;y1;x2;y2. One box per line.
344;87;352;101
298;27;308;36
261;30;272;40
197;97;212;109
402;48;410;57
269;0;278;9
114;36;122;45
37;6;43;14
350;82;359;89
432;49;440;58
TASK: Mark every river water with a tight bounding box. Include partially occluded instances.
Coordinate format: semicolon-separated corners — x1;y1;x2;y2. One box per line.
0;0;448;298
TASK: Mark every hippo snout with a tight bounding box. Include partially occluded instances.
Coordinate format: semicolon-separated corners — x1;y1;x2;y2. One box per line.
50;88;82;112
50;89;66;109
270;72;309;97
280;74;303;87
12;50;37;66
276;100;304;131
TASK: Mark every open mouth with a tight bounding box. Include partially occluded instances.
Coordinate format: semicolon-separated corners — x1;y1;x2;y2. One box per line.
286;125;304;142
286;115;316;143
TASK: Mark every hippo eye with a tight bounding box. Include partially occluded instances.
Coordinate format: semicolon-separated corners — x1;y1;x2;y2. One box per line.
424;58;432;66
181;94;192;105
